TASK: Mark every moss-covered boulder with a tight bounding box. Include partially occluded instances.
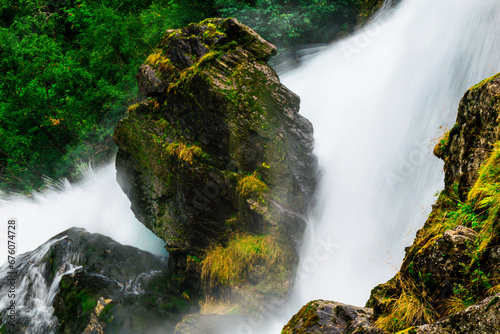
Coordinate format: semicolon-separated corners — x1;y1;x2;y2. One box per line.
113;17;317;315
367;73;500;333
282;300;387;334
48;228;194;334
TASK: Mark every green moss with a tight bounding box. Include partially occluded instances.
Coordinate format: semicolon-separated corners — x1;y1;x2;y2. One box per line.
55;277;101;333
469;72;500;91
99;302;115;323
79;291;98;313
281;300;320;334
163;142;204;165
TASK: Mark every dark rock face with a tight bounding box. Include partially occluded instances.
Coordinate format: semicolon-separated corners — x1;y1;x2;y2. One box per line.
114;17;317;312
438;73;500;199
282;300;387;334
50;228;194;334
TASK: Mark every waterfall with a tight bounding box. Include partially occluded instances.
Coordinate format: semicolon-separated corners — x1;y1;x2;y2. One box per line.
0;163;167;262
2;0;500;332
280;0;500;315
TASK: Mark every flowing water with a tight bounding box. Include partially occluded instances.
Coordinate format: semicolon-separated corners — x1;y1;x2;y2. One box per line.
2;0;500;332
278;0;500;320
0;164;168;331
0;163;167;261
0;236;80;333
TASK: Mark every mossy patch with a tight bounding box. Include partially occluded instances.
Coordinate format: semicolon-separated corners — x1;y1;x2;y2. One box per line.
99;302;116;324
163;142;205;165
55;276;100;333
201;233;284;288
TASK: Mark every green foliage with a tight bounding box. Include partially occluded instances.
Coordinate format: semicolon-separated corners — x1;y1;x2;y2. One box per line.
0;0;215;192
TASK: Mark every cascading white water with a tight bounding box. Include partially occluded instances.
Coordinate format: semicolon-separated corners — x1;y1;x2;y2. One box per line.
278;0;500;319
0;236;81;333
0;163;167;263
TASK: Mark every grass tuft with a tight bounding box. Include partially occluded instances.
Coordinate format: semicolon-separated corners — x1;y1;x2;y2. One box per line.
238;172;268;197
145;48;176;73
201;233;284;288
163;142;203;165
375;275;438;332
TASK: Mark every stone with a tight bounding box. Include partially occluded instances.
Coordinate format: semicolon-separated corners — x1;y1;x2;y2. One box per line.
437;72;500;199
282;300;387;334
415;294;500;333
113;17;317;315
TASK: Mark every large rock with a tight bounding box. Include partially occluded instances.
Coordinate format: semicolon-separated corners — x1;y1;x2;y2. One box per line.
114;17;317;313
367;226;479;325
407;226;478;285
282;300;387;334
